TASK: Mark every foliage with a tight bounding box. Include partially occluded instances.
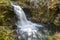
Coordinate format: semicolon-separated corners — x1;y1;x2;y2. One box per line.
0;0;16;40
0;26;17;40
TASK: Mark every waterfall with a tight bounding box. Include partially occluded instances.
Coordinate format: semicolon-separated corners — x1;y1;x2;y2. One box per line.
11;2;48;40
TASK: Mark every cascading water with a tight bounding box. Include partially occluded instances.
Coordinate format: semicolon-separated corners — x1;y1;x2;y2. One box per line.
11;2;48;40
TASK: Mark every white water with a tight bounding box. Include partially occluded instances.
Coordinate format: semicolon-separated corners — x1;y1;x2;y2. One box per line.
11;2;47;40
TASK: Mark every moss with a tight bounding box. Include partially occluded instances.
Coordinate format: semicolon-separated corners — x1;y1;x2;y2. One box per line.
47;36;53;40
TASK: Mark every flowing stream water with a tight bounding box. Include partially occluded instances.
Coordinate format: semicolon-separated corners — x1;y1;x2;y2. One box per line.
11;2;48;40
